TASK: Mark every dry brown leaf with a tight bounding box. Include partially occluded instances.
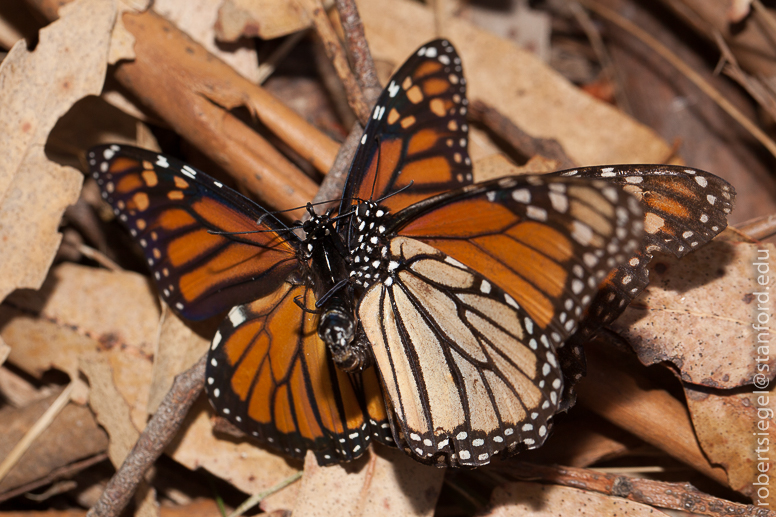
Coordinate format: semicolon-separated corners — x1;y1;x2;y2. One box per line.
108;0;151;64
684;383;775;506
0;0;115;303
80;355;159;517
0;392;108;494
0;366;48;408
474;154;563;182
613;238;776;389
215;0;311;42
3;263;157;427
292;447;443;517
6;263;159;356
727;0;754;24
147;309;211;414
166;396;301;513
1;307;98;403
0;338;9;366
357;0;672;166
80;356;139;464
520;416;638;468
154;0;261;82
485;481;671;516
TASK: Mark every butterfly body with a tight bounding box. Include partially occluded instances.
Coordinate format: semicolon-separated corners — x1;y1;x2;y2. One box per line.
88;39;734;468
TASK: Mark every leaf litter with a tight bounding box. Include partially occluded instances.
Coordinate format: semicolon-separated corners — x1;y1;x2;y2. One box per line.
0;0;773;516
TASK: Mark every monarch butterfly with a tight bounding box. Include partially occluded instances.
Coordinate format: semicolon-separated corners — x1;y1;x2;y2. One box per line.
87;40;734;467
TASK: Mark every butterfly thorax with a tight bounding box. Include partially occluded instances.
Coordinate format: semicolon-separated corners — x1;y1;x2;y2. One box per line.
349;201;392;290
302;206;374;372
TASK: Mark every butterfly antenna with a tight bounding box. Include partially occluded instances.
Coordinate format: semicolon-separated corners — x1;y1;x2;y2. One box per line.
315;278;350;308
375;180;415;204
369;134;382;201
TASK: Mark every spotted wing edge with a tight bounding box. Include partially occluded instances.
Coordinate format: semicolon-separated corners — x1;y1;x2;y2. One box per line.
87;144;302;320
206;281;395;466
338;39;472;217
356;175;646;467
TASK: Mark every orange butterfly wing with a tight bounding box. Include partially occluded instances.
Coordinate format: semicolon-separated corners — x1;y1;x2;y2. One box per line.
88;145;298;320
355;175;645;466
340;40;472;215
207;282;392;464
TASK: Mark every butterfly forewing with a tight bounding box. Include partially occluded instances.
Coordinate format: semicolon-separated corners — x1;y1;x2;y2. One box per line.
340;39;472;216
355;175;644;466
89;38;738;470
553;165;734;257
553;165;736;354
206;282;393;464
88;144;299;320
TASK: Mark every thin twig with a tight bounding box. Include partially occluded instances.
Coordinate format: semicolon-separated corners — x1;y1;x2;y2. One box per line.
577;0;776;160
735;212;776;240
313;0;382;207
713;31;776;123
469;100;577;169
335;0;381;103
752;0;776;41
78;244;121;272
86;355;206;517
0;383;75;483
226;471;303;517
0;453;109;504
507;462;776;517
569;1;632;115
296;0;371;125
256;29;309;85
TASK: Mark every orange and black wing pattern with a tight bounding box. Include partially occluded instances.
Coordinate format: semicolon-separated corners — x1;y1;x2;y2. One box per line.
89;144;394;464
354;175;645;466
87;144;299;320
339;39;472;215
551;165;736;364
206;283;392;464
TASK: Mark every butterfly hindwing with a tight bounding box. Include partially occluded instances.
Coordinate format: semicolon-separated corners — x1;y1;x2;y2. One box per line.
340;39;472;216
206;282;393;464
88;144;299;320
354;175;645;466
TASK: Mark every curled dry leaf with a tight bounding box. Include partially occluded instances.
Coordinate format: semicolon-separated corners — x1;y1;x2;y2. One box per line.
3;263;158;428
473;154;563;183
165;396;301;513
726;0;753;25
485;481;671;516
80;355;158;517
215;0;311;41
578;339;728;484
0;391;108;495
358;0;672;166
146;309;211;415
0;337;9;366
684;383;775;506
154;0;261;82
0;0;114;303
613;237;776;389
292;447;443;517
